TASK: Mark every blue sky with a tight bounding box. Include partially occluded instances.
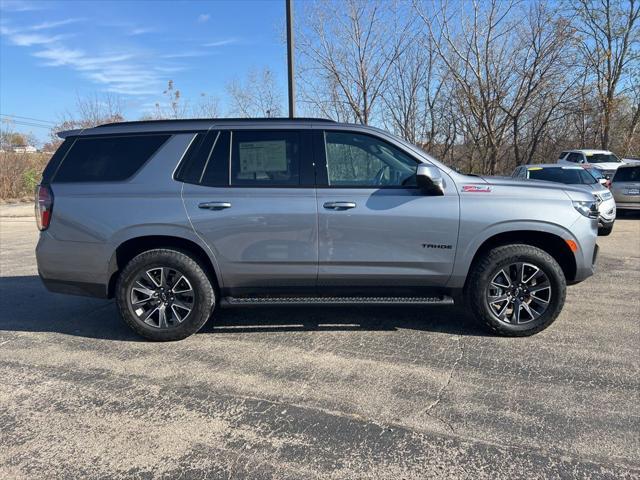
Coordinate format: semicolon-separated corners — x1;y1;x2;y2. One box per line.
0;0;288;142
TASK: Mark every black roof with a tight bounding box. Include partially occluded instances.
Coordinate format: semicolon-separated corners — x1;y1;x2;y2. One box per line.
95;117;335;129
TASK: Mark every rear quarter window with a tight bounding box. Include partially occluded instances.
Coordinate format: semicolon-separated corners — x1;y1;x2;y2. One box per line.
53;134;171;183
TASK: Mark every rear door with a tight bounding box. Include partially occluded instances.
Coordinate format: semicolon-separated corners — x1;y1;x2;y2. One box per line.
314;129;459;288
180;128;318;294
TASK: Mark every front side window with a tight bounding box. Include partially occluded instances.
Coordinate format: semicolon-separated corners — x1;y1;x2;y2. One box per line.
230;131;300;186
54;134;170;183
566;153;582;163
324;131;417;187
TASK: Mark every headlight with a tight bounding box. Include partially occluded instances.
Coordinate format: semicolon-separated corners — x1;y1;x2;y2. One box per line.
573;200;598;218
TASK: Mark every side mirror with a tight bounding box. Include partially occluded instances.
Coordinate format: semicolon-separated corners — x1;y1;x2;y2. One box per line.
598;178;608;186
416;164;444;196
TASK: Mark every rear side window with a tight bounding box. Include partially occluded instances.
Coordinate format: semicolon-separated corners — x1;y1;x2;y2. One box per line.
53;134;170;183
175;131;230;186
41;138;73;184
230;130;300;186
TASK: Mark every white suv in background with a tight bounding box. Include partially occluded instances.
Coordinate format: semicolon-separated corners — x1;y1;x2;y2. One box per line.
557;149;624;179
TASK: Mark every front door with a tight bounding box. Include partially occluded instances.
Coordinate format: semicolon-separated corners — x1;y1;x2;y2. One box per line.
315;130;459;288
181;129;318;293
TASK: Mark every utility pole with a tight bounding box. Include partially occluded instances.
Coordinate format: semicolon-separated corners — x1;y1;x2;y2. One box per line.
286;0;295;118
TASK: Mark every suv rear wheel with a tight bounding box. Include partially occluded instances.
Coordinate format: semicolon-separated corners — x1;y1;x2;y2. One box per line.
116;248;215;341
466;244;566;336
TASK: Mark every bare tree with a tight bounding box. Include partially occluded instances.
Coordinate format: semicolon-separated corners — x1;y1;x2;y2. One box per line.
193;93;221;118
573;0;640;149
298;0;413;124
226;67;283;117
153;80;189;119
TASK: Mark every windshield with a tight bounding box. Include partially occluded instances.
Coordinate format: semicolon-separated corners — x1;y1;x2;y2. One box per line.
613;166;640;182
528;168;597;185
585;153;621;164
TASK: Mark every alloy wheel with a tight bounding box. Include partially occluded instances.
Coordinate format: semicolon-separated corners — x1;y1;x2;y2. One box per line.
486;262;552;325
129;267;195;329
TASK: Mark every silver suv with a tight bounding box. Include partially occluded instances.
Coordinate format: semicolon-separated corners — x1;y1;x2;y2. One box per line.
35;119;599;340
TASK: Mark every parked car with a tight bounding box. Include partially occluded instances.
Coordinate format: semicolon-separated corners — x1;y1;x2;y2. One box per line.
582;165;611;189
557;149;624;179
512;164;615;235
611;164;640;211
35;118;599;341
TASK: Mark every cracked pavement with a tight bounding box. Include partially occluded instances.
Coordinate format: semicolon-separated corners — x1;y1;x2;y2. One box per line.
1;203;639;479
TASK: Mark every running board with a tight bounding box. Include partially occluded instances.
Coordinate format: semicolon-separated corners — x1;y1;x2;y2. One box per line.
221;295;455;307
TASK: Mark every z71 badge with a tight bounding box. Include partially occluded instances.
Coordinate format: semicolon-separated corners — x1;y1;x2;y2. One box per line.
462;185;492;193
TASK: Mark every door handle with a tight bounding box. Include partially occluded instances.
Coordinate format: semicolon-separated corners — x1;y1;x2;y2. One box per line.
198;201;231;210
323;201;356;210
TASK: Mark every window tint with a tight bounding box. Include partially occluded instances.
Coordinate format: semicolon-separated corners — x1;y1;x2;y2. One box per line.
230;131;300;186
324;131;417;187
54;134;170;183
528;167;596;184
585;153;621;164
175;131;230;186
613;166;640;182
566;153;582;163
41;138;73;184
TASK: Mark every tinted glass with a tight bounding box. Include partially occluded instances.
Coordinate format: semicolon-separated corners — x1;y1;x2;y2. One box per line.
41;138;73;184
200;131;230;186
230;130;300;186
324;131;417;187
54;134;170;183
175;131;230;186
613;166;640;182
566;153;582;163
585;153;621;163
528;168;596;184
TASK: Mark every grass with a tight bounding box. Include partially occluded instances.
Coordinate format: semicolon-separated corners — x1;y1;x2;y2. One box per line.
0;151;51;200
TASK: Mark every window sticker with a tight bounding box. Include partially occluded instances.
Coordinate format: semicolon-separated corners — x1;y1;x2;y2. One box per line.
239;141;287;173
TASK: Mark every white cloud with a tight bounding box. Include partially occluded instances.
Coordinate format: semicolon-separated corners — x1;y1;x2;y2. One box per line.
197;14;210;23
161;51;212;59
0;0;45;12
6;32;67;46
28;18;84;31
128;27;156;36
202;38;237;47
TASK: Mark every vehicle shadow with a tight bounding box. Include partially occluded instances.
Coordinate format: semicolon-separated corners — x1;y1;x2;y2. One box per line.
0;275;491;341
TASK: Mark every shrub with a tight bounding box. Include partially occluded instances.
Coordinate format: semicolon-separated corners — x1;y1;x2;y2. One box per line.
0;151;51;200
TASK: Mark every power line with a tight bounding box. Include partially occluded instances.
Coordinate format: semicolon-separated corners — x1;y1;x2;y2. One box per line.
0;119;53;130
0;113;56;125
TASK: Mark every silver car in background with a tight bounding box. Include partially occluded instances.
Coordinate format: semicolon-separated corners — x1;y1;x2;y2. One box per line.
612;164;640;211
512;164;616;235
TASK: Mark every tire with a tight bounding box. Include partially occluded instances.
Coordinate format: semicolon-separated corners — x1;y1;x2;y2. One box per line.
465;244;566;337
116;248;215;341
598;224;613;236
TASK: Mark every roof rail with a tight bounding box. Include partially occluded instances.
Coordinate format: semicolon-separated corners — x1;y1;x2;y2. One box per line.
95;117;335;128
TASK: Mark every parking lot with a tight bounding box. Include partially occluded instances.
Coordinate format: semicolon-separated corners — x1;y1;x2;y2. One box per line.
0;203;638;479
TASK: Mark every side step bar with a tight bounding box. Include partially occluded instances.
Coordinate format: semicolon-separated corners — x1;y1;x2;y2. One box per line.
221;295;455;307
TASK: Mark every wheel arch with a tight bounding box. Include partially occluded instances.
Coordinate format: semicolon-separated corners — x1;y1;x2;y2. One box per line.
107;235;222;298
462;230;577;291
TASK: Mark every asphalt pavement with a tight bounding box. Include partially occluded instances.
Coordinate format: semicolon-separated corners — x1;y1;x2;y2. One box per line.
1;203;638;479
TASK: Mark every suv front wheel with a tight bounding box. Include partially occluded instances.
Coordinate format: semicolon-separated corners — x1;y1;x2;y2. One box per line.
116;248;215;341
466;244;566;336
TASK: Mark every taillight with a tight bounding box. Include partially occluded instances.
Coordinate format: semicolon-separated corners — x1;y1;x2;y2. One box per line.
35;184;53;231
